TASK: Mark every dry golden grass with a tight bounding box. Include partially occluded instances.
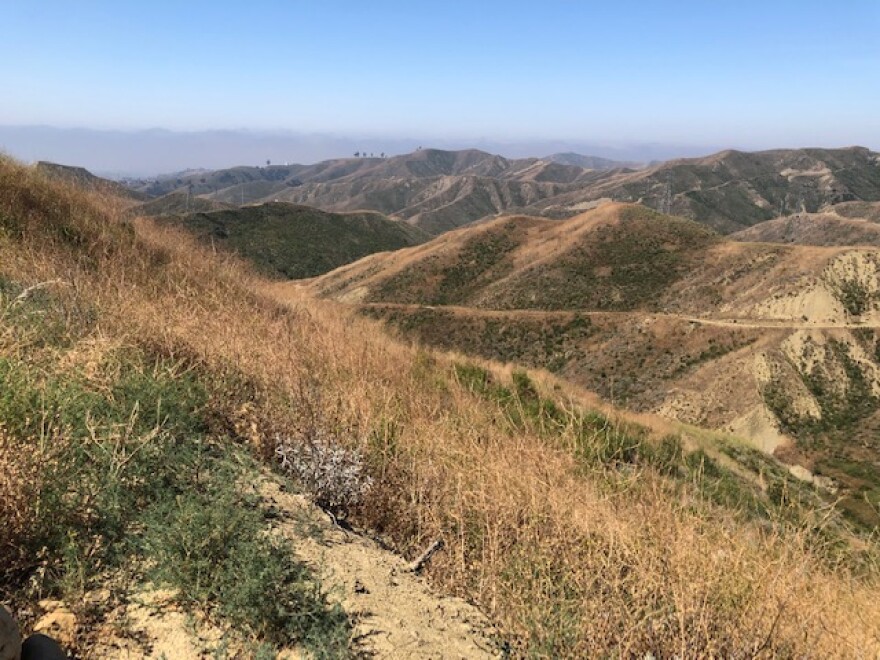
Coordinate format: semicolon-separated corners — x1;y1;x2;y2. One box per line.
2;155;880;656
0;428;38;565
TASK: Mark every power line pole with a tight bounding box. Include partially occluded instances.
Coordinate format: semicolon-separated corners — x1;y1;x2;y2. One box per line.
661;174;672;214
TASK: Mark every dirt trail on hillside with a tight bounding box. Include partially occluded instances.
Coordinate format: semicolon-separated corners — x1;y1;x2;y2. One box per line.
677;316;878;329
261;479;500;660
355;301;880;330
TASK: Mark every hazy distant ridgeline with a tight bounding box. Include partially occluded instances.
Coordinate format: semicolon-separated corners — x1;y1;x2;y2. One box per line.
524;146;880;233
133;148;618;196
125;145;880;237
128;149;634;233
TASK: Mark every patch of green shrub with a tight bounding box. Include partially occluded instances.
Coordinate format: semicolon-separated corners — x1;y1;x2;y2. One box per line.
0;323;351;653
143;480;350;656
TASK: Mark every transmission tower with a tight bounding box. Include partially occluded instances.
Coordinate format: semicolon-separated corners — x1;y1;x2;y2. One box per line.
661;174;673;214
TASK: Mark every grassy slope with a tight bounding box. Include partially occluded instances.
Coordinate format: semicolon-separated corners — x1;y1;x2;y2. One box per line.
355;205;719;310
487;206;719;310
363;303;880;528
35;161;148;201
312;203;880;528
0;161;351;657
1;157;879;656
155;202;430;279
360;306;759;406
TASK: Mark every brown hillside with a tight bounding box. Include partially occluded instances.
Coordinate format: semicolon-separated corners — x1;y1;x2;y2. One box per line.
35;161;148;202
304;203;880;526
260;175;571;234
522;146;880;233
311;202;880;320
732;202;880;246
3;155;880;657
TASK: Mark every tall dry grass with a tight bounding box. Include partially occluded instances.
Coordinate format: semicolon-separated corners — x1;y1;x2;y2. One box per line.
1;155;879;656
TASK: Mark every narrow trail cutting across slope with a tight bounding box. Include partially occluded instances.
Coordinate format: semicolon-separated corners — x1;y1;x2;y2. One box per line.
355;302;880;330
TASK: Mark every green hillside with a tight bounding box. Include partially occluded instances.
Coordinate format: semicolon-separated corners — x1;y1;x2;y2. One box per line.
157;202;430;279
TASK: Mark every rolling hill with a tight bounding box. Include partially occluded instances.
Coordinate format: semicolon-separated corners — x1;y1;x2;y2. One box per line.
130;149;624;234
256;174;579;234
3;155;880;658
305;202;880;526
732;201;880;246
153;202;430;279
134;148;598;196
35;161;149;201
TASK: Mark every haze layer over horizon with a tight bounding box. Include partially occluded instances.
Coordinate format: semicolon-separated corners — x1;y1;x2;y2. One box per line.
2;1;878;174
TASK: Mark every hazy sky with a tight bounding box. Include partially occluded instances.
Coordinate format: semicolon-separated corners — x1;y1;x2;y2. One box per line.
2;1;879;170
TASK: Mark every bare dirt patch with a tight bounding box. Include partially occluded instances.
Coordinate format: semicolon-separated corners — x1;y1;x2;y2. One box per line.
261;479;500;659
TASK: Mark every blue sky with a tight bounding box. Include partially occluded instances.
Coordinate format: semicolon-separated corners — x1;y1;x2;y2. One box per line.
2;1;879;150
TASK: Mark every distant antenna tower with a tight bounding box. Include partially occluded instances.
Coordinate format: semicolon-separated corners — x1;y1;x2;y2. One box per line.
660;174;672;214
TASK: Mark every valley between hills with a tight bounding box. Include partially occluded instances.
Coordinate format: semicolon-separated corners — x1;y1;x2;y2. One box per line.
295;201;880;527
4;146;880;657
97;147;880;526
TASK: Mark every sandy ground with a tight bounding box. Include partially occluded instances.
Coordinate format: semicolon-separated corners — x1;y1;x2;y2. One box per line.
260;478;500;659
87;474;499;659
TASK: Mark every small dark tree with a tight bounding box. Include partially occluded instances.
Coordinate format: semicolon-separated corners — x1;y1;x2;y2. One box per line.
354;151;360;158
266;159;271;167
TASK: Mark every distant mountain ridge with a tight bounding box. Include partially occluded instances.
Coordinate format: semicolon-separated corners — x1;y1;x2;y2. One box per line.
525;146;880;233
129;149;632;234
127;146;880;238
